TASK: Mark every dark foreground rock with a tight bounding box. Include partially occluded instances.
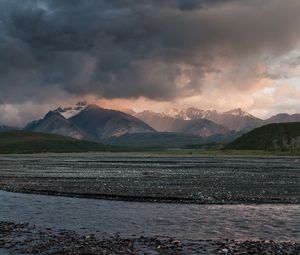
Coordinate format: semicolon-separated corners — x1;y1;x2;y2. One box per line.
0;221;299;255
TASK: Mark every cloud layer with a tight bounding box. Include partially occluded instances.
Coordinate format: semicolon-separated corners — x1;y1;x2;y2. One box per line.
0;0;300;125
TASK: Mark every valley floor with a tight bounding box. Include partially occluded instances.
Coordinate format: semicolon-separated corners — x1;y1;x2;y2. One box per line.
0;152;299;254
0;153;299;204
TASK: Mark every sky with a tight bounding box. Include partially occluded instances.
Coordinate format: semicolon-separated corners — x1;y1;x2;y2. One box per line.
0;0;300;126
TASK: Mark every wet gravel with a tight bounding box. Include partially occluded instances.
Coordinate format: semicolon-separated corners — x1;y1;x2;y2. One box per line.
1;154;299;254
0;153;299;204
1;221;299;255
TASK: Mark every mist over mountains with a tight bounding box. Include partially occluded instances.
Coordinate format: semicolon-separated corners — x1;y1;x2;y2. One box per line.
133;107;300;133
134;108;261;133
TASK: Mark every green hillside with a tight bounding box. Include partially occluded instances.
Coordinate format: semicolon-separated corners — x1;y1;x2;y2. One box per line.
0;131;114;154
226;122;300;150
102;132;210;149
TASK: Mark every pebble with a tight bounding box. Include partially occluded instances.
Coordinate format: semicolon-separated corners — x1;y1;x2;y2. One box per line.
0;221;299;254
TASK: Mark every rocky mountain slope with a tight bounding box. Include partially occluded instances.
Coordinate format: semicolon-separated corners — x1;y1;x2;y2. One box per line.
24;104;155;141
209;108;262;131
134;110;231;137
54;101;88;119
181;119;230;137
69;104;155;140
24;111;90;140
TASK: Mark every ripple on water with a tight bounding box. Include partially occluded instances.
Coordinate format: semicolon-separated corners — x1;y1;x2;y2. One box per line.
0;191;299;241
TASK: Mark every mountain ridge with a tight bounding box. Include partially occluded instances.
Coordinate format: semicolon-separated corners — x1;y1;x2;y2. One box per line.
24;104;155;142
134;108;300;132
24;111;90;140
262;113;300;125
54;101;89;119
16;102;300;146
69;104;155;140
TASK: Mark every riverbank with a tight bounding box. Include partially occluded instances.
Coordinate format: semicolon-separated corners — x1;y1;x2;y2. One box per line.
1;186;299;204
1;221;299;255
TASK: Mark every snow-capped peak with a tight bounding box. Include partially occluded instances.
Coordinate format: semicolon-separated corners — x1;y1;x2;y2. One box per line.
224;108;253;117
167;108;181;118
165;107;209;120
54;101;88;119
136;107;254;120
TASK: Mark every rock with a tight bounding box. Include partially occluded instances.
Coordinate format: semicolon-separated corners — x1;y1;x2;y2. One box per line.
220;248;229;254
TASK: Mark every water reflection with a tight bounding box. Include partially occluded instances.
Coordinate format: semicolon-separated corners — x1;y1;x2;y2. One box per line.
0;191;299;241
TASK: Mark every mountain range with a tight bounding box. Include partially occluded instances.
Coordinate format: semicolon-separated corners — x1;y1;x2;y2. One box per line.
134;108;300;132
134;108;262;132
1;102;299;148
133;110;231;137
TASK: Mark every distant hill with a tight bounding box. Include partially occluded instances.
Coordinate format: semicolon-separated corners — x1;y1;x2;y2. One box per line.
181;119;230;137
261;113;300;125
0;124;16;132
103;132;209;149
0;131;114;154
226;122;300;150
134;111;231;137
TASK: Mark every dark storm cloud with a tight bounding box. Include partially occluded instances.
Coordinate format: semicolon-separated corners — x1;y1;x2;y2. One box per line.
0;0;300;104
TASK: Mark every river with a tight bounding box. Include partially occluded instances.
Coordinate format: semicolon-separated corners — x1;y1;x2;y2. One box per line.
0;190;299;241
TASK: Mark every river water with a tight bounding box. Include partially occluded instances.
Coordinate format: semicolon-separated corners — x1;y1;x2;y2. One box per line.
0;190;299;241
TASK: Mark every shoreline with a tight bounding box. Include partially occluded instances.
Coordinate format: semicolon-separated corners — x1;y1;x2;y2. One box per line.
1;188;299;205
1;221;299;254
1;151;300;157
